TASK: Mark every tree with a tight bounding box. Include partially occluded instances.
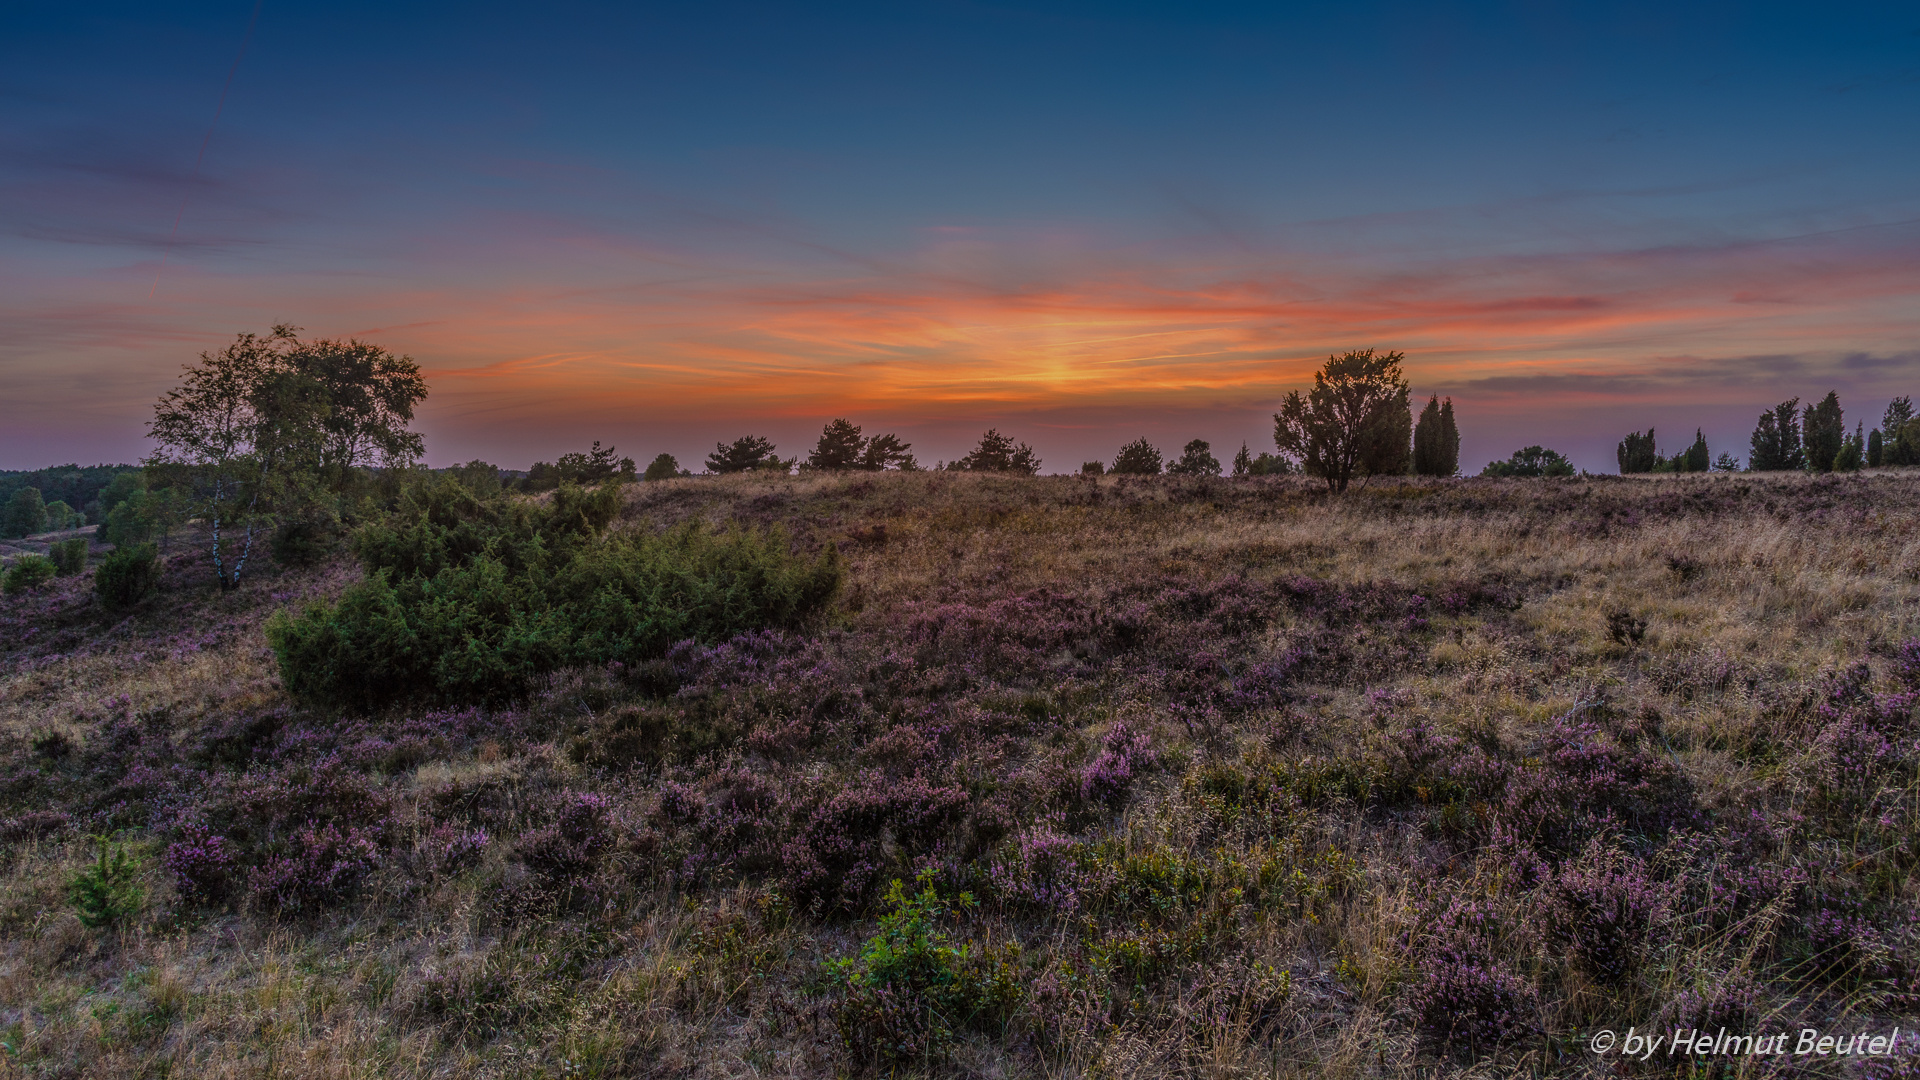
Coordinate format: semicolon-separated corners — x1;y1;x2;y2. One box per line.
858;433;915;471
1166;439;1222;476
147;327;327;589
281;334;427;486
1617;429;1658;474
809;419;867;471
1272;349;1412;493
955;430;1040;474
1883;397;1917;466
1714;452;1743;472
43;500;78;530
1679;429;1710;473
1080;460;1106;476
643;453;681;481
1749;399;1805;471
1231;443;1252;477
554;442;635;484
1802;392;1844;472
1481;446;1575;478
446;460;504;495
1868;428;1884;467
1413;396;1461;477
1110;438;1163;475
3;487;48;538
1833;423;1864;472
707;435;781;474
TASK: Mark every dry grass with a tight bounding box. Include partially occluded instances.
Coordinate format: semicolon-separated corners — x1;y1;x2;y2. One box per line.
2;469;1916;1078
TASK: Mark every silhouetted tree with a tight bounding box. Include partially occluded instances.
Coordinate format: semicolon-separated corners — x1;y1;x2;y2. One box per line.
1166;439;1222;476
955;429;1040;474
1273;349;1412;493
707;435;781;474
281;333;428;486
1617;429;1658;474
1868;428;1884;467
1080;460;1106;477
1679;429;1710;473
1412;395;1461;477
808;419;866;470
1802;392;1844;472
858;432;915;470
1481;446;1575;478
1834;423;1864;472
1110;438;1163;475
1749;400;1805;471
643;453;681;481
1714;452;1743;472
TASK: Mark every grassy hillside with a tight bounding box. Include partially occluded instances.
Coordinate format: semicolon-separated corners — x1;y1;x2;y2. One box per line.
2;470;1916;1078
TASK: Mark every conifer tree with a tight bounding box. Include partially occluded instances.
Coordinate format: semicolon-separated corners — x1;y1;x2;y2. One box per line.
1883;397;1916;466
1680;429;1709;473
1412;395;1462;476
1868;428;1883;467
1231;442;1252;477
1749;400;1804;471
1616;429;1658;474
1802;392;1844;472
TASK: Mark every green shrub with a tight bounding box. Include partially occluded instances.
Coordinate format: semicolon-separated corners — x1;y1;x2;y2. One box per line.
68;834;144;929
95;543;160;611
49;538;89;576
271;514;343;567
3;555;55;595
269;479;842;710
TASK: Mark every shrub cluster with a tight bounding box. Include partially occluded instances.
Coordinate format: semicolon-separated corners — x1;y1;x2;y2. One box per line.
267;478;843;709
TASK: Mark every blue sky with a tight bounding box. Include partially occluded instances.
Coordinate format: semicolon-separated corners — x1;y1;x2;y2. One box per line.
4;1;1917;471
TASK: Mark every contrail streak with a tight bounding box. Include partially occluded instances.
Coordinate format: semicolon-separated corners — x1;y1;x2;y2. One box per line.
149;0;264;300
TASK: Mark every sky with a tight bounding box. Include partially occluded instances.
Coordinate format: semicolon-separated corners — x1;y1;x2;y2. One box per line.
3;1;1918;473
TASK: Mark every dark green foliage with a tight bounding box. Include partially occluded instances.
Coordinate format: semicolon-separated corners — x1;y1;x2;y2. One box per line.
1678;429;1710;473
67;834;143;928
1273;348;1413;492
1165;439;1221;476
642;453;681;481
524;442;636;490
4;554;56;595
94;543;160;611
1868;428;1883;467
1080;460;1106;476
268;479;842;710
809;419;866;470
1750;398;1805;471
3;486;48;538
1802;392;1844;472
42;500;79;530
1616;429;1657;474
706;435;782;474
444;459;504;495
858;432;915;471
954;429;1040;474
1110;438;1162;475
1714;452;1743;472
49;538;89;576
271;513;343;567
1412;395;1461;477
1481;447;1574;478
0;464;139;522
1882;397;1916;466
1833;424;1864;473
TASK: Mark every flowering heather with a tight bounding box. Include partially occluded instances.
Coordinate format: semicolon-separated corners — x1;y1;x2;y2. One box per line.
4;470;1920;1077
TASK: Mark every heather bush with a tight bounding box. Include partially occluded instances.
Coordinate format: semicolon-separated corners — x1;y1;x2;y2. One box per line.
94;542;159;611
4;554;56;595
1544;845;1670;982
518;791;615;884
247;821;382;912
1409;954;1539;1056
1654;970;1764;1035
162;822;238;905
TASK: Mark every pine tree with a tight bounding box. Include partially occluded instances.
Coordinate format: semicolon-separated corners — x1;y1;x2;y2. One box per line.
1231;442;1252;477
1868;429;1883;467
1437;398;1460;476
1110;438;1163;475
1680;429;1710;473
1749;400;1804;471
1834;423;1864;472
1165;439;1221;476
1883;397;1916;466
808;419;866;471
1802;392;1844;472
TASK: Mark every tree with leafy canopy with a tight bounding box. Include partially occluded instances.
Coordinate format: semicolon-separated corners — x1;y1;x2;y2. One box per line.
808;419;867;471
1110;438;1163;475
1165;439;1221;476
1412;396;1460;477
642;453;682;481
146;326;332;589
1749;399;1805;472
555;442;636;485
706;435;783;474
1802;392;1844;473
1481;446;1575;478
3;487;48;538
954;429;1040;474
281;333;427;487
1272;349;1412;493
